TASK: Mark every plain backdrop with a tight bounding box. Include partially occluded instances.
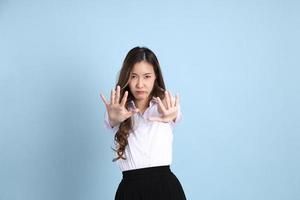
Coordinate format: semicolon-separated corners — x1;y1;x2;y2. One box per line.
0;0;299;199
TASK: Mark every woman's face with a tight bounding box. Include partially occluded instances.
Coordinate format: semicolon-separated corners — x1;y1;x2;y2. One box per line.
128;61;156;102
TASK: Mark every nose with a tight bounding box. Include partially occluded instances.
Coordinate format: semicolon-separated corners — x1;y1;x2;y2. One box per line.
137;78;144;88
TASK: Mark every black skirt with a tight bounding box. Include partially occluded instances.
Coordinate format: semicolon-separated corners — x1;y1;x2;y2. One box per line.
115;165;187;200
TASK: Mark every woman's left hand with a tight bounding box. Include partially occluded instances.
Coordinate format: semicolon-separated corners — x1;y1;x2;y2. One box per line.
148;90;180;123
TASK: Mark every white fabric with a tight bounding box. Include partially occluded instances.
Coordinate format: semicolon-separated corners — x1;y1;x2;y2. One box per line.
104;97;182;172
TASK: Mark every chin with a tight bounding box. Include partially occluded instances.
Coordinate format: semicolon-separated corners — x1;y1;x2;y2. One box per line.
134;94;149;101
134;96;146;101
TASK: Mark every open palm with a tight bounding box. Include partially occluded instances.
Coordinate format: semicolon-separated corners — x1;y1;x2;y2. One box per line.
100;85;139;126
149;90;180;123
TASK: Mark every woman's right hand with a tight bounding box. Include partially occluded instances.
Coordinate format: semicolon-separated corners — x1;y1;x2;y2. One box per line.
100;85;139;127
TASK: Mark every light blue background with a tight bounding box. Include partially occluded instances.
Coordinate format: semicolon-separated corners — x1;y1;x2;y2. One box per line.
1;0;299;199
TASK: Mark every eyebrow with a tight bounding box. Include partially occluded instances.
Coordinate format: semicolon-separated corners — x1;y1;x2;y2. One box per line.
131;73;153;75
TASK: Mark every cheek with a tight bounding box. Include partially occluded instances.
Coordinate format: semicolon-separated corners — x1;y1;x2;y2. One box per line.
148;79;156;89
128;80;136;91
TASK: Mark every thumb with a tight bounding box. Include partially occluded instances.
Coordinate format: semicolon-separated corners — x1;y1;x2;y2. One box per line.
126;108;139;118
133;108;139;113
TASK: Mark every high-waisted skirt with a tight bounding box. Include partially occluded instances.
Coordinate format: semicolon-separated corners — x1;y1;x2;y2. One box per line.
115;165;186;200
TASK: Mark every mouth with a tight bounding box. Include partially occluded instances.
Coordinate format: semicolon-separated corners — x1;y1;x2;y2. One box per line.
136;91;146;94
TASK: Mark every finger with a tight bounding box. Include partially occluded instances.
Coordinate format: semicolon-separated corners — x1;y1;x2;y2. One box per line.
168;90;174;107
175;93;180;107
153;97;161;104
120;91;128;107
115;85;120;104
157;97;167;113
100;93;109;106
162;97;168;108
111;89;115;104
165;90;171;109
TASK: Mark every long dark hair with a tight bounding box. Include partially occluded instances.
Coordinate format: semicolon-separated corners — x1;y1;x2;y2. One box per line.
112;46;166;162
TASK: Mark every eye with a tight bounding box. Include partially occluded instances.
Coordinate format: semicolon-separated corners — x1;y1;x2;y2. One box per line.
145;75;151;79
131;75;137;79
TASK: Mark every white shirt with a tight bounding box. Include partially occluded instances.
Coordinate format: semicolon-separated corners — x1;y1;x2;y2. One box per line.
104;97;182;172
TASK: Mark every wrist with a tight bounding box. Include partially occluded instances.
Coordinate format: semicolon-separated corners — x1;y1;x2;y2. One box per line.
108;117;121;128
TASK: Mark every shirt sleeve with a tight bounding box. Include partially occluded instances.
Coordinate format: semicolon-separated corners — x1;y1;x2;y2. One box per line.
104;110;120;133
170;106;182;129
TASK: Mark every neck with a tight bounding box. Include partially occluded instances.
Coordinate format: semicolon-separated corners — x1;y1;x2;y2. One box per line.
135;98;150;113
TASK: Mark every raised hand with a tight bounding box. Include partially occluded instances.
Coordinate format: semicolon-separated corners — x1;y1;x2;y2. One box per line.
149;90;180;123
100;85;139;127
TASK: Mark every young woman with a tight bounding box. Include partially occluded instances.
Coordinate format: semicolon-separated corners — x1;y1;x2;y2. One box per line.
100;47;187;200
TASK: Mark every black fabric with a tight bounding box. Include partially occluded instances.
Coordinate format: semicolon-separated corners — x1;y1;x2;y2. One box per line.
115;165;187;200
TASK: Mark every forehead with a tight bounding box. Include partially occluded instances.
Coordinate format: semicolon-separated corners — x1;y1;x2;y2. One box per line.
131;61;155;74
